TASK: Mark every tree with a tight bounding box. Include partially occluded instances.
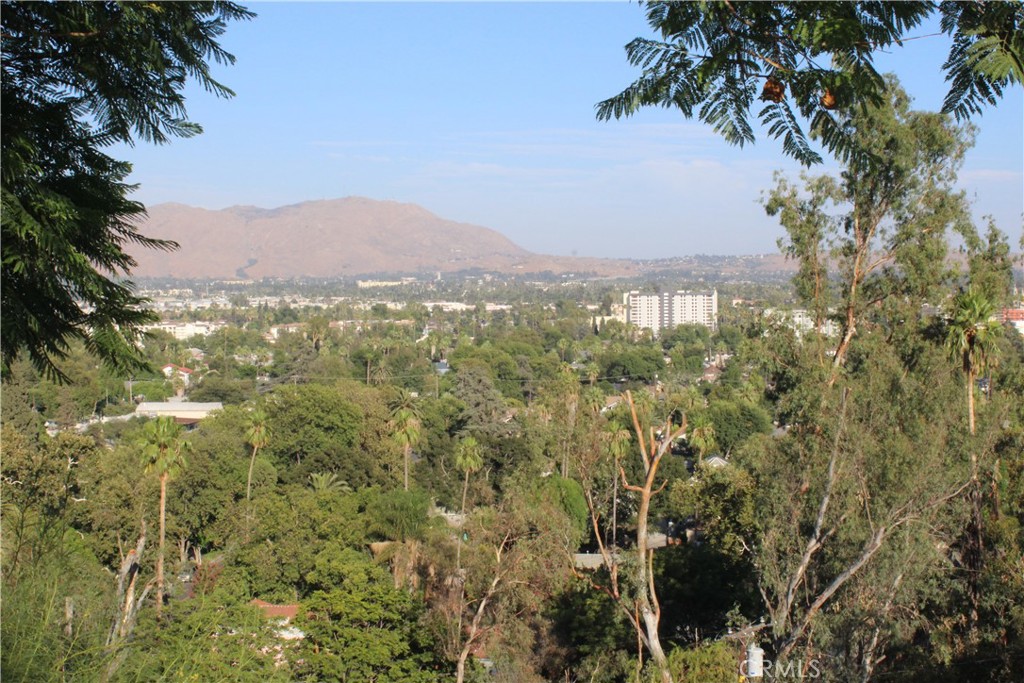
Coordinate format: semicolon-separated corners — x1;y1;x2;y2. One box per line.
575;391;686;683
945;286;1001;629
308;472;352;494
764;78;975;381
605;422;632;548
947;288;1001;439
245;409;272;502
1;1;254;380
687;413;717;464
114;589;291;683
435;484;584;683
264;384;367;486
451;362;508;437
738;328;985;680
453;435;484;571
296;548;441;682
598;2;1023;165
138;416;191;620
389;389;423;491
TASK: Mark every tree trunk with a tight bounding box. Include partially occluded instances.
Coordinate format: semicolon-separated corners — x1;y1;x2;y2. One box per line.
404;444;410;491
640;593;672;683
105;523;152;682
246;444;259;501
455;571;501;683
611;466;618;547
455;648;470;683
457;470;470;570
967;367;976;438
829;217;869;384
157;473;166;620
634;473;673;683
965;366;983;628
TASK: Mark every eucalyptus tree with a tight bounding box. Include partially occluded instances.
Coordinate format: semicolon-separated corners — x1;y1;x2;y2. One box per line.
138;416;191;619
740;333;979;679
764;79;977;381
441;481;585;683
574;392;686;683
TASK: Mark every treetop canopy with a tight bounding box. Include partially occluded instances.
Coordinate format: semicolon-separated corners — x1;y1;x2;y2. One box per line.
598;1;1023;166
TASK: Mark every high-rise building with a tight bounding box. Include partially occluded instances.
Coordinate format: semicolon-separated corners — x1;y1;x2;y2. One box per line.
623;290;718;335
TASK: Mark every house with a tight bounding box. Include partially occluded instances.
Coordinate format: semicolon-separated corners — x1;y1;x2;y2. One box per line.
160;363;194;388
1000;305;1024;336
264;322;306;342
700;365;722;383
248;602;303;651
251;599;300;623
600;395;623;414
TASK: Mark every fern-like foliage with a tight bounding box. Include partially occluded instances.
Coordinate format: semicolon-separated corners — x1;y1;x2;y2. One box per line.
940;1;1024;121
1;2;254;381
599;1;1018;166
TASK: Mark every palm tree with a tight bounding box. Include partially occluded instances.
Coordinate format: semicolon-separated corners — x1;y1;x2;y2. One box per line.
389;389;422;491
688;414;717;464
245;408;272;502
307;315;330;353
945;287;1001;630
945;287;1001;439
369;360;392;386
139;416;190;620
606;422;632;547
453;435;483;570
556;337;571;362
308;472;352;494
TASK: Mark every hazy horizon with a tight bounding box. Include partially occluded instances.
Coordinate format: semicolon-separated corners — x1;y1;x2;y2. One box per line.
116;3;1023;260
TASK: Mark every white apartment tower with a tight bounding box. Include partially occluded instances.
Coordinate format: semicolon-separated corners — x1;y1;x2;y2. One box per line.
624;290;718;336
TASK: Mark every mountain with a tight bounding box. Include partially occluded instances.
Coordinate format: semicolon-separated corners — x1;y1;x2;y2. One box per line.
130;198;636;279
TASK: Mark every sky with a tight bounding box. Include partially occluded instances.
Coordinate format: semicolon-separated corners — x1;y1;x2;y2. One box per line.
117;1;1024;260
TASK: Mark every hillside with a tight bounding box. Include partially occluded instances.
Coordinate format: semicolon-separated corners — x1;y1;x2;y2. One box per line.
131;198;637;279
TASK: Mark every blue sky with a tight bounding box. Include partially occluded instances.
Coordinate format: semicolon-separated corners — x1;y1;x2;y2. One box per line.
118;1;1023;259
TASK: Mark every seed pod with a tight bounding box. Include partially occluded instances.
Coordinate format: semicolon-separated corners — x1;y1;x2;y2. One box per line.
760;77;785;103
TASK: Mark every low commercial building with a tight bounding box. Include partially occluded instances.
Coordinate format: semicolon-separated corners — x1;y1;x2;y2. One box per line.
135;401;223;426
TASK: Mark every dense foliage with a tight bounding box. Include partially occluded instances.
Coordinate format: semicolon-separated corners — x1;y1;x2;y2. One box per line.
2;4;1023;682
1;1;253;380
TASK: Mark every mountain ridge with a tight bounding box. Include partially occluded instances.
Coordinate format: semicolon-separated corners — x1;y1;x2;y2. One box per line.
131;197;639;279
130;197;809;281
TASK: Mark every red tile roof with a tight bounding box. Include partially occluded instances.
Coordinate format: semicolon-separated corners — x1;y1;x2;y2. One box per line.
251;599;300;621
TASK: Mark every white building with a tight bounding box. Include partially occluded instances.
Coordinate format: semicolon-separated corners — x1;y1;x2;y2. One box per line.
763;308;839;338
623;290;718;336
143;321;225;340
135;401;223;422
